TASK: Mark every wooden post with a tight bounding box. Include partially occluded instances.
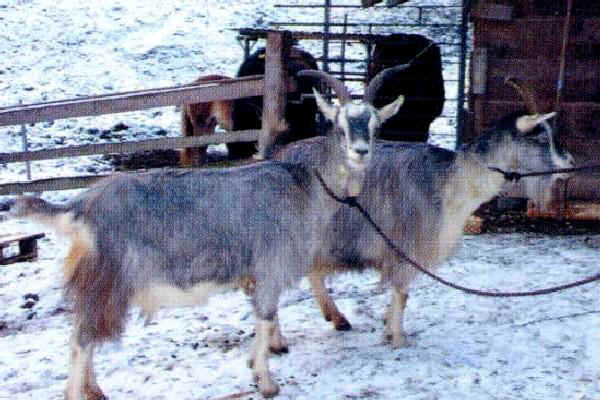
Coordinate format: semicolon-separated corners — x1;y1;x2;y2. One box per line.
472;47;488;95
188;123;213;167
258;31;291;159
456;0;470;149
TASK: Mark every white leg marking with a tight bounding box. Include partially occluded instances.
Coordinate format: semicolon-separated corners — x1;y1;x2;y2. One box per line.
84;349;105;400
387;287;409;348
252;319;280;397
270;314;289;353
65;334;93;400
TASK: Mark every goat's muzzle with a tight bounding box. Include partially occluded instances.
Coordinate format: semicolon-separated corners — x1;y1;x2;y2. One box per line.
346;140;371;171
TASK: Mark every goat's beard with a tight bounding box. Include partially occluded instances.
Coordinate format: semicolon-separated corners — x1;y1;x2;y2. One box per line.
345;166;367;197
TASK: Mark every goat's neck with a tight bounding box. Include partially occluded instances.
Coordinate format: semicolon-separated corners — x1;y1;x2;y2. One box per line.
446;146;508;221
296;137;350;255
312;135;359;201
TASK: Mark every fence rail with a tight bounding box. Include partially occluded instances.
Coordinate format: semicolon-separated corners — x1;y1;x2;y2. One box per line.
0;130;260;165
0;76;264;127
0;175;109;196
0;75;268;195
0;131;262;195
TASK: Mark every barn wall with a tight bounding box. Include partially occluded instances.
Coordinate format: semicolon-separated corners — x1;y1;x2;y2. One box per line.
466;0;600;201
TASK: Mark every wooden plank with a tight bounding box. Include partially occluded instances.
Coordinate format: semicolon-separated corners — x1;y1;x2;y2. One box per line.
472;3;513;21
257;31;291;159
523;1;600;18
0;130;260;164
487;58;600;82
472;48;488;94
470;99;600;134
485;78;600;105
528;200;600;220
0;139;267;196
0;76;264;127
0;233;45;246
236;29;461;47
0;175;109;195
474;17;600;59
0;233;46;265
360;0;410;6
483;57;600;103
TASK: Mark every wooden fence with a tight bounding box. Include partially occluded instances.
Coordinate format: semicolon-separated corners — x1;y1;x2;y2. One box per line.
0;30;297;195
0;75;265;195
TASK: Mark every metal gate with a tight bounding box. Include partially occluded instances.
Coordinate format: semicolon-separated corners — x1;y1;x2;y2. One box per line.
238;0;470;149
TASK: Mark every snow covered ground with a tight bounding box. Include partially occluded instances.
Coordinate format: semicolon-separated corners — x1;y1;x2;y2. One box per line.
1;219;599;400
1;1;599;399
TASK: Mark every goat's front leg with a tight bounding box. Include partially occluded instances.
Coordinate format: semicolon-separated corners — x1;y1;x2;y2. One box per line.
269;314;289;354
384;286;409;348
65;327;106;400
308;269;352;331
249;319;280;397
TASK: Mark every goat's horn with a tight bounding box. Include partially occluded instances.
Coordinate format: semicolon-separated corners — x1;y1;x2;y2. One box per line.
363;63;410;104
505;77;538;115
297;70;352;105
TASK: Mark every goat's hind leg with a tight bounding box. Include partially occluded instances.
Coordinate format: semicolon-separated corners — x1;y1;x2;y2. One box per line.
249;319;280;397
308;269;352;331
65;325;106;400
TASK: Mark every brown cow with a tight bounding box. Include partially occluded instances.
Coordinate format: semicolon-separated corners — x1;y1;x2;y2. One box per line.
180;74;233;167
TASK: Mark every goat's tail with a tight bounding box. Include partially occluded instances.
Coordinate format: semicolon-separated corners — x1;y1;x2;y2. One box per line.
1;196;69;222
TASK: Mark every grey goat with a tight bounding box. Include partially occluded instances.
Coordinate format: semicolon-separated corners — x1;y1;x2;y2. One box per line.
0;69;405;399
275;84;573;347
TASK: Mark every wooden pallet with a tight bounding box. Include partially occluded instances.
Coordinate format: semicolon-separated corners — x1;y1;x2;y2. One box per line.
528;200;600;220
0;233;45;265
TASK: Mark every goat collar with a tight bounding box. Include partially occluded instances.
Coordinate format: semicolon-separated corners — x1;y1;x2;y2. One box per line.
313;169;359;207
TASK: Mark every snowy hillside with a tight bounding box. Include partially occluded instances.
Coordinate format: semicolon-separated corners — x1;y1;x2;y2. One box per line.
1;1;599;399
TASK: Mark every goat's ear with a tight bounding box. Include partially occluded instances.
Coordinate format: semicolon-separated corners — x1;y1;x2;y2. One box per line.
516;112;556;134
377;95;404;123
313;88;338;122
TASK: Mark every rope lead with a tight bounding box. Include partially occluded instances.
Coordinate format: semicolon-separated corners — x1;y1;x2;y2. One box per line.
315;169;600;298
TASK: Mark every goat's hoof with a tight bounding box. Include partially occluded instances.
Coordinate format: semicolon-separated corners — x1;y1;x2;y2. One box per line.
253;371;280;397
85;385;107;400
269;345;289;354
258;380;280;398
88;393;108;400
334;318;352;331
386;333;408;349
65;387;107;400
269;334;289;354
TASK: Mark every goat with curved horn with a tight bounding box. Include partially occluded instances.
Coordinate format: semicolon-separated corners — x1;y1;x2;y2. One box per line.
504;77;563;134
363;63;411;104
296;69;406;152
298;65;411;106
0;64;410;400
275;89;574;348
297;69;353;105
505;76;539;115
